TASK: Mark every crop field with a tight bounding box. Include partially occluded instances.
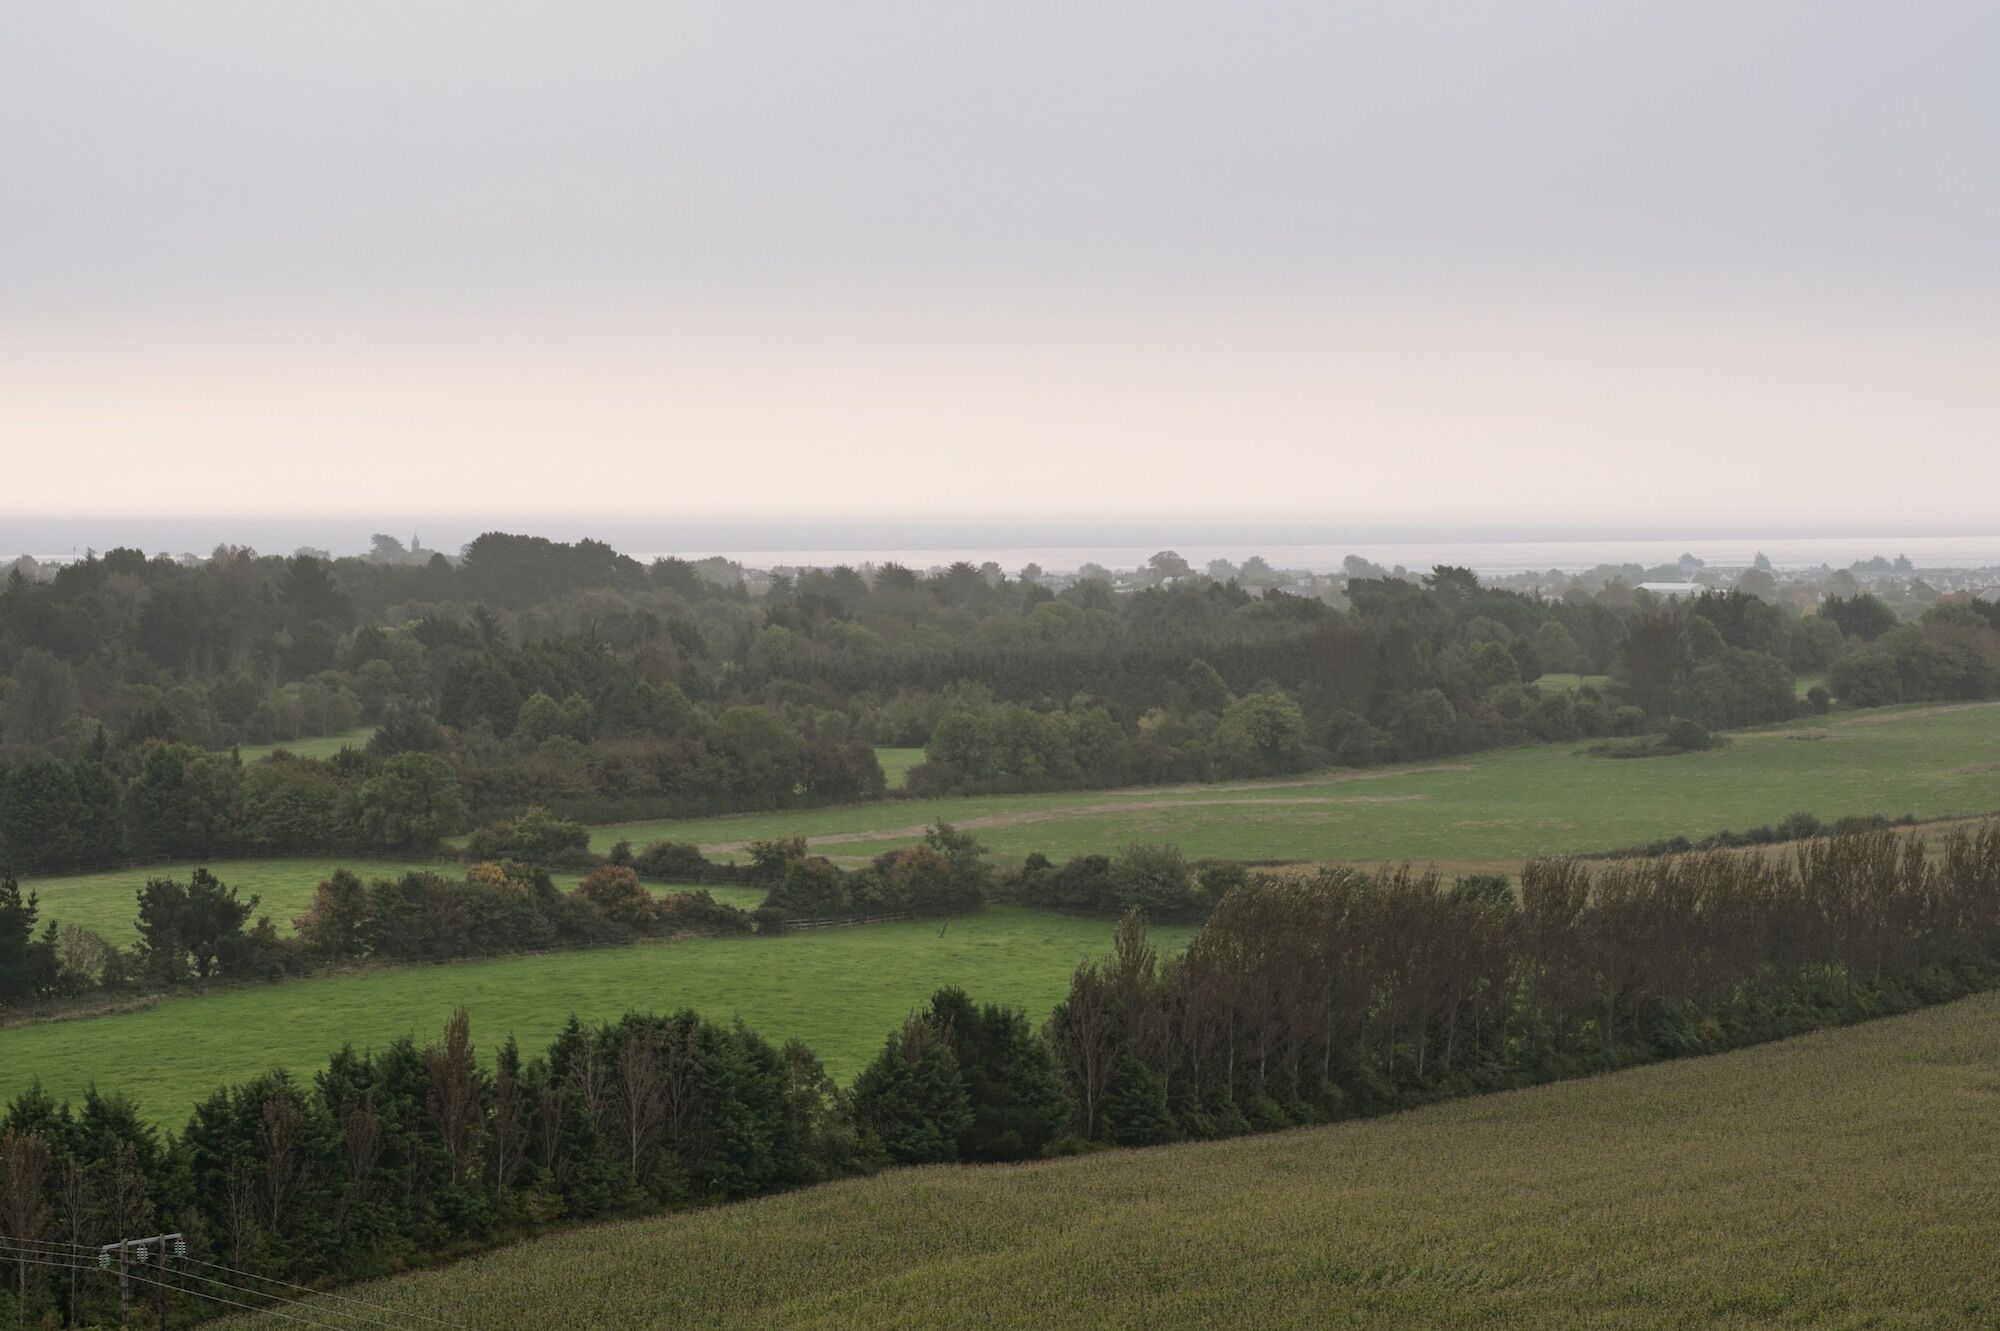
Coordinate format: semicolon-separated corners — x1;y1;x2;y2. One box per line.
593;700;2000;871
212;992;2000;1331
0;908;1186;1124
873;745;926;788
17;859;765;944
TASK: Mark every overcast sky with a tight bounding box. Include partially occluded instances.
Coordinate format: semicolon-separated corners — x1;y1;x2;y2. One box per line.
3;2;1996;543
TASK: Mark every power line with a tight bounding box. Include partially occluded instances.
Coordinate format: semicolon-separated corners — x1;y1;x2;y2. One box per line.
2;1235;480;1331
0;1246;362;1331
168;1263;434;1331
0;1234;95;1254
176;1253;485;1331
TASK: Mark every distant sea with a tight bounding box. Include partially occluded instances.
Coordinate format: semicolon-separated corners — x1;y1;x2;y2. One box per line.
18;533;2000;577
632;535;2000;577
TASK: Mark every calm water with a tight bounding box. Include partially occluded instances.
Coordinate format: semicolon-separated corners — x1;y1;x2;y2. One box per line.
635;534;2000;576
21;534;2000;578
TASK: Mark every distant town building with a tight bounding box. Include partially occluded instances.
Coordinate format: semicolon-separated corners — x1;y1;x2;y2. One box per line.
1636;581;1705;598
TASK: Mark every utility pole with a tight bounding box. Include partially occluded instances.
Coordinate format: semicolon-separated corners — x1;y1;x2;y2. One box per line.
100;1234;181;1330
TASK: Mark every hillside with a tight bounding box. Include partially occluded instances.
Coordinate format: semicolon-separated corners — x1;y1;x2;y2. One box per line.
213;992;2000;1331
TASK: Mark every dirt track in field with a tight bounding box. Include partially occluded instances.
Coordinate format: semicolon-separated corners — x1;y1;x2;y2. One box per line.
1733;698;2000;740
696;765;1472;854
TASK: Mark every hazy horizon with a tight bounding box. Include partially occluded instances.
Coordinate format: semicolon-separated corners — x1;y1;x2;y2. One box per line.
8;515;2000;577
6;3;1997;529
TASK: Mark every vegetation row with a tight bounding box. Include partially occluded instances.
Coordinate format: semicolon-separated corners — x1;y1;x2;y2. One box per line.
2;824;1996;1328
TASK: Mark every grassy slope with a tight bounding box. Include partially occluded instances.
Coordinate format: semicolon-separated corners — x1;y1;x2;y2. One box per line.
21;862;764;945
593;701;2000;867
0;909;1187;1124
214;993;2000;1331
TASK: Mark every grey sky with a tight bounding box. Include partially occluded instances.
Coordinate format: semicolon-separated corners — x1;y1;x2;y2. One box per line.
3;3;1996;533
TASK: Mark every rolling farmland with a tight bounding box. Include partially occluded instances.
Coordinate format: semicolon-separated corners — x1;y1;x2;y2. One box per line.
22;699;1999;946
210;991;2000;1331
592;700;2000;868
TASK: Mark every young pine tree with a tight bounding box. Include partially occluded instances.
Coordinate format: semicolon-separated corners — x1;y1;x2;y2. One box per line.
851;1015;971;1165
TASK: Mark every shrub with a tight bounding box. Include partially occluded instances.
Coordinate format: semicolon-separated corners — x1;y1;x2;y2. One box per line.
1663;718;1717;752
464;806;591;866
656;889;754;935
632;840;714;881
572;865;657;930
1109;845;1204;920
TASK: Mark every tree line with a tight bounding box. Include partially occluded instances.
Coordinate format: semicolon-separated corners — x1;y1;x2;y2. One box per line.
3;824;1996;1327
0;825;1002;1012
8;537;1998;872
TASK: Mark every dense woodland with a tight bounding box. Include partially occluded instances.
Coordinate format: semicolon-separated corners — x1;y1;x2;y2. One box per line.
2;825;1995;1328
3;534;1997;877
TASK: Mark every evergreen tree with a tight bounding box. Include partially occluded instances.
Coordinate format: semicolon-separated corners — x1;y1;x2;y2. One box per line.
0;757;81;870
929;988;1069;1161
0;879;53;1003
851;1016;972;1165
1102;1045;1174;1147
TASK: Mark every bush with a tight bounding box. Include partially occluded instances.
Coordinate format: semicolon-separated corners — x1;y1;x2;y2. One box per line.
656;889;754;935
1806;684;1832;714
632;840;715;881
464;807;592;866
1109;845;1204;920
572;865;657;930
1663;718;1717;752
1196;863;1248;906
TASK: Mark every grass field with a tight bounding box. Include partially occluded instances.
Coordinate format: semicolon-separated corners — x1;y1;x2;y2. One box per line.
1532;671;1610;692
873;746;926;788
591;700;2000;871
0;908;1186;1124
229;725;377;762
18;860;767;945
40;699;1979;944
213;992;2000;1330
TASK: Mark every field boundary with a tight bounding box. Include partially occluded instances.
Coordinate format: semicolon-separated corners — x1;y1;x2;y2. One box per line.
0;906;957;1030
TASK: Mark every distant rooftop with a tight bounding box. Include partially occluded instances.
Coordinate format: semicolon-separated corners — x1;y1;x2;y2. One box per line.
1636;582;1706;595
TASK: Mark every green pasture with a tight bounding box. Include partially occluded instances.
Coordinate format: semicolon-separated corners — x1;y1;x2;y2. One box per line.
873;746;927;788
216;992;2000;1330
20;860;764;945
593;700;2000;870
229;725;378;763
0;908;1187;1125
1532;672;1611;692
